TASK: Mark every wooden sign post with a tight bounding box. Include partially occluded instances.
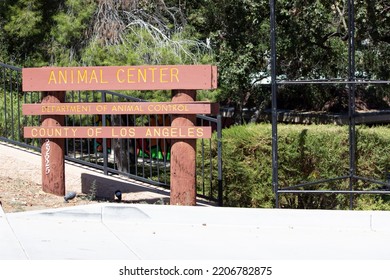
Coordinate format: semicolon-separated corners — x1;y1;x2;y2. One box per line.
170;90;198;205
41;91;66;196
22;65;218;206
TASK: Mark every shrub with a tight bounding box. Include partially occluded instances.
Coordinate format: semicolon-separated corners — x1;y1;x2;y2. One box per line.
204;123;390;209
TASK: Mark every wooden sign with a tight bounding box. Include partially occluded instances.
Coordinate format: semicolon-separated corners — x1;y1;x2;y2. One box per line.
22;65;218;91
24;126;212;139
22;64;219;206
22;102;219;115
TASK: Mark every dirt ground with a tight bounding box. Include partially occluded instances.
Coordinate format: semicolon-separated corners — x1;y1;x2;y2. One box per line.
0;175;98;213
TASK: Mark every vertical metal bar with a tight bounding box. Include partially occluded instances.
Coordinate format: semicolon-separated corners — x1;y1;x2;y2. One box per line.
209;129;213;196
134;114;139;177
156;114;161;183
163;115;168;184
126;114;131;177
86;91;91;162
92;91;98;164
200;118;206;195
9;69;14;139
102;91;108;175
78;91;84;160
16;72;22;141
217;114;223;206
270;0;279;207
2;67;6;136
348;0;356;209
71;92;76;158
23;84;28;145
149;115;153;179
141;115;146;178
200;138;206;194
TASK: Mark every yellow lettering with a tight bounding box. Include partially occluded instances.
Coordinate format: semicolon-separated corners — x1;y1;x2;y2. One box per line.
48;71;57;84
120;128;127;137
95;127;102;137
78;70;87;83
89;70;98;83
160;67;168;83
178;104;188;111
71;128;78;137
58;70;67;84
87;128;94;137
197;128;204;137
127;68;135;83
153;128;161;137
55;128;62;137
63;127;70;137
170;67;179;82
38;128;45;137
96;105;104;112
116;69;125;83
46;128;53;137
99;69;108;83
162;128;170;137
111;128;119;137
188;127;195;137
145;128;152;137
31;128;38;137
138;69;147;82
128;128;135;137
149;68;157;82
170;127;178;137
82;105;90;113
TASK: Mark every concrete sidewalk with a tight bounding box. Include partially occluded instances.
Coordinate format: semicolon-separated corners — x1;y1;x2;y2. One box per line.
1;203;390;260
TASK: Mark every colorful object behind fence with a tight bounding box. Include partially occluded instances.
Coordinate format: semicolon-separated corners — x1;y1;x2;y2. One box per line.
137;115;171;160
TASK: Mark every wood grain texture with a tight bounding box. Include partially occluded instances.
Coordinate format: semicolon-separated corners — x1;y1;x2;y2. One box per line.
40;92;65;196
170;90;197;206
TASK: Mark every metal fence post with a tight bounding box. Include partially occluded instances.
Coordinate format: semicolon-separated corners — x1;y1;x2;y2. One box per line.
217;114;223;206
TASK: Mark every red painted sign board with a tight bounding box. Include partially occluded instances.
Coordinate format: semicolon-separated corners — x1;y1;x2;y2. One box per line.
22;65;218;91
22;102;219;115
24;126;212;139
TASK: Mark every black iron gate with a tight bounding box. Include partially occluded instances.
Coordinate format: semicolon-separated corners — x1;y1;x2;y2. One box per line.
269;0;390;208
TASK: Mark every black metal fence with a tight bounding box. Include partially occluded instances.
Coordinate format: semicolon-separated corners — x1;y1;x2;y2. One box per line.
269;0;390;209
0;62;223;205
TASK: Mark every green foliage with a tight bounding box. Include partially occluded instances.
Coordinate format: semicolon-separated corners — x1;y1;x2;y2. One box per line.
49;0;96;65
201;0;270;119
1;0;63;65
206;124;390;209
4;0;43;38
1;0;390;112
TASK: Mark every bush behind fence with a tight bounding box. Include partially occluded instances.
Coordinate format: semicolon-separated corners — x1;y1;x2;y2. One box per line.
219;123;390;209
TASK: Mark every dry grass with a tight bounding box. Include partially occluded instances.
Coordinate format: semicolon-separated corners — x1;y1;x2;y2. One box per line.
0;176;96;213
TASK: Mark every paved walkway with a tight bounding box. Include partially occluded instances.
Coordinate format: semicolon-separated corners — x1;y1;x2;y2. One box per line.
1;203;390;260
1;141;390;260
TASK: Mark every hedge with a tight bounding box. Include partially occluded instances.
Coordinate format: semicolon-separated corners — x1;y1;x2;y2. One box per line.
198;123;390;210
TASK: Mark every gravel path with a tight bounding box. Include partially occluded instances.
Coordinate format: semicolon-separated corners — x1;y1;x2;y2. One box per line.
0;142;170;212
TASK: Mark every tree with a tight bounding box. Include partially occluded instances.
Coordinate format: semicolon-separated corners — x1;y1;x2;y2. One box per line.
1;0;389;113
200;0;271;123
1;0;64;65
